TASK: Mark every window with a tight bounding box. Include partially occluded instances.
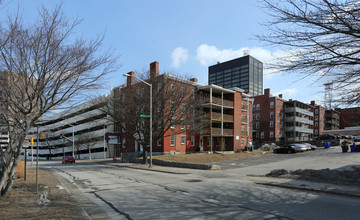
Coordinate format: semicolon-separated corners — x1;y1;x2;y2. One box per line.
270;111;274;118
256;113;260;120
121;122;125;132
190;105;195;115
170;118;175;129
181;87;185;97
181;103;186;114
158;83;162;92
277;102;280;109
170;135;175;146
157;139;162;147
253;105;255;111
315;116;318;121
157;101;162;113
181;136;186;145
171;84;175;95
191;89;195;99
315;130;318;135
200;91;203;100
252;114;255;120
261;131;264;139
315;109;319;114
256;122;260;129
122;137;126;148
315;122;318;127
270;131;274;138
270;121;274;128
241;138;244;146
270;101;274;108
191;136;195;146
181;120;185;129
256;104;260;110
171;101;175;113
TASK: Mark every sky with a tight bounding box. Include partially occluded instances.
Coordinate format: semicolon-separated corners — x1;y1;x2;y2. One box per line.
0;0;325;105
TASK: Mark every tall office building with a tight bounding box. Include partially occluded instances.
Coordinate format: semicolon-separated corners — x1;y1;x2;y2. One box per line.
208;55;263;96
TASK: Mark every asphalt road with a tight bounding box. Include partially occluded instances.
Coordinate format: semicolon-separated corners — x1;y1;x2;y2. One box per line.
42;146;360;220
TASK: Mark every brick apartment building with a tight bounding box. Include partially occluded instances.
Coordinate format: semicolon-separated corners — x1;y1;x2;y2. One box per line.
252;88;286;142
112;61;253;158
310;101;326;136
338;107;360;129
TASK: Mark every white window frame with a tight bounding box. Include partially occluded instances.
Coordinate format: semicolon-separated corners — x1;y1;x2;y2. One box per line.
270;131;274;138
171;84;175;95
270;111;274;118
122;137;126;148
191;136;195;146
260;131;264;139
191;89;195;99
270;101;274;108
181;120;185;129
170;135;175;146
181;136;186;145
256;104;260;110
157;139;162;147
256;122;260;129
270;121;274;128
315;115;318;121
256;113;260;120
315;109;319;114
170;118;175;129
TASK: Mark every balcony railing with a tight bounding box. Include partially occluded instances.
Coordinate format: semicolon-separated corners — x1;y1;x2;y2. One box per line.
202;97;234;107
284;126;313;133
202;127;234;136
284;107;313;117
203;112;234;122
285;116;313;125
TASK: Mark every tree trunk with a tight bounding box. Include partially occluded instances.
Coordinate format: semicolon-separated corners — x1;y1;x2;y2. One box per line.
1;147;21;197
143;150;148;164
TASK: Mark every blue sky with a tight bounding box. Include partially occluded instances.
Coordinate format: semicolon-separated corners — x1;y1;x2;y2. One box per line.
1;0;325;105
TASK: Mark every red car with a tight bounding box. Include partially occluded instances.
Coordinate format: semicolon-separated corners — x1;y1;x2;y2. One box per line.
62;156;75;164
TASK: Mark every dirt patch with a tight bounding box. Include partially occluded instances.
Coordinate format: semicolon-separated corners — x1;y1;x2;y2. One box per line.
266;166;360;186
152;150;269;164
0;162;87;220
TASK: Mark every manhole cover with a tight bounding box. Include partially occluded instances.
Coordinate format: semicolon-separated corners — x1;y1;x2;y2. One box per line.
184;179;202;182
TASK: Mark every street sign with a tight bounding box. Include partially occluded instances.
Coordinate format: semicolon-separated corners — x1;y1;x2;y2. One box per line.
140;114;150;118
23;140;30;148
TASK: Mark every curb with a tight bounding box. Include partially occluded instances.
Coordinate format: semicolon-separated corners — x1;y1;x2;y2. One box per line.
255;181;360;198
151;159;221;170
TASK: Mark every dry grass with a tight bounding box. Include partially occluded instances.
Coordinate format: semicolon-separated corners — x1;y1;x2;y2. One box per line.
152;150;268;164
0;161;86;220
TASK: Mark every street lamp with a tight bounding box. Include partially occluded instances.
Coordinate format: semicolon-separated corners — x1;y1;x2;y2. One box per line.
123;73;153;167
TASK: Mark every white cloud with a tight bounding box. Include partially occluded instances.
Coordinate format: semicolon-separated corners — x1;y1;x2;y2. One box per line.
273;88;297;99
171;47;189;68
195;44;284;77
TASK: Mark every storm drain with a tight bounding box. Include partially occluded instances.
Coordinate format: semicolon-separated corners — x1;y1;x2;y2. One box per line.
184;179;202;182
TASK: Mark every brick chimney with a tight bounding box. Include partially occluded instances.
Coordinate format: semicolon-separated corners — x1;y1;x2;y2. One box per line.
189;78;198;83
264;88;270;97
126;71;134;87
150;61;159;78
310;100;315;106
279;94;283;98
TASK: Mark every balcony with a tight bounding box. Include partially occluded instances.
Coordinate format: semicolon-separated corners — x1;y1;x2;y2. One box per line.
201;97;234;108
285;116;313;125
203;112;234;122
284;126;313;133
241;131;248;137
241;117;248;124
285;107;313;117
202;127;234;136
241;104;249;111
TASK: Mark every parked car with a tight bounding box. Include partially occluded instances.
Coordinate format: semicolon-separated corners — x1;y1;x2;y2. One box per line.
315;134;334;140
346;135;354;139
62;156;75;164
294;143;309;151
273;144;303;154
303;143;317;150
353;136;360;142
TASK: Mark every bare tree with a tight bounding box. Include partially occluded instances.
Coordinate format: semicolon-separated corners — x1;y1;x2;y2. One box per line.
104;72;207;164
257;0;360;105
0;4;118;196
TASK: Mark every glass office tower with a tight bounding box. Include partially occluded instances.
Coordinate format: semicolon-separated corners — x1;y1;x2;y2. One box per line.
208;55;263;96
